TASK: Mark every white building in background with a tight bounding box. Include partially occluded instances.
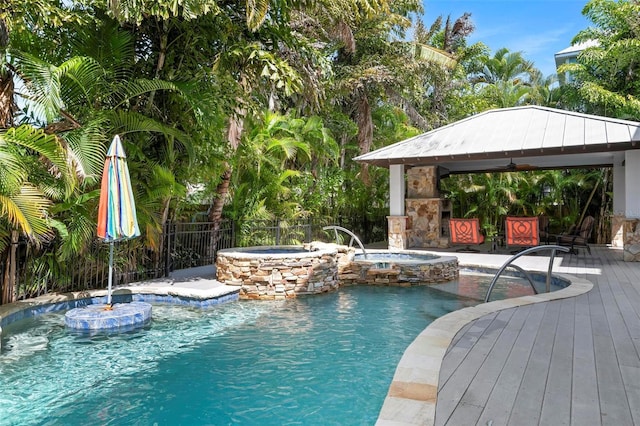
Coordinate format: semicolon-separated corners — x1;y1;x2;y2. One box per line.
554;40;599;84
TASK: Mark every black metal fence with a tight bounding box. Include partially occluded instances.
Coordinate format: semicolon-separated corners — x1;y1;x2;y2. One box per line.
0;216;387;304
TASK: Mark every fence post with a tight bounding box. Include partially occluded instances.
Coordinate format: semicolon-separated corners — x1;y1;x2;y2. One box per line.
164;222;172;277
276;220;281;245
231;220;236;247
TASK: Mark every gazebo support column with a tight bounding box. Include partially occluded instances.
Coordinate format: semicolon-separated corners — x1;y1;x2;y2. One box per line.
387;165;409;250
611;156;625;248
622;150;640;261
389;164;405;216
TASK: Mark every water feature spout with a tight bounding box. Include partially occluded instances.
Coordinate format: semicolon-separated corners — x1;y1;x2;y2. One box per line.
322;226;368;259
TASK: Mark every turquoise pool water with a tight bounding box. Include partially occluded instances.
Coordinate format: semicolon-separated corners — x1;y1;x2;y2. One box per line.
432;270;565;301
354;252;439;262
0;285;475;425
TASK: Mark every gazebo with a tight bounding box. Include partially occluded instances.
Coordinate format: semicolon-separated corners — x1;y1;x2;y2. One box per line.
354;106;640;261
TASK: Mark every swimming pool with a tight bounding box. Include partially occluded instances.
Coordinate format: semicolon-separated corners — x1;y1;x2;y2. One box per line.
0;271;563;425
0;285;473;425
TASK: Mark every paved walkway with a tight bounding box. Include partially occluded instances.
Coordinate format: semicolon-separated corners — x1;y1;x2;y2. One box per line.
378;245;640;426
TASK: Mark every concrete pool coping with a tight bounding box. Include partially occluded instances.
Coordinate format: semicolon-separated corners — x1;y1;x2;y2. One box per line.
375;265;593;426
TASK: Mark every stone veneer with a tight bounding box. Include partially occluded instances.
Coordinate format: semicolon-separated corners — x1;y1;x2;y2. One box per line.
405;198;450;248
403;166;451;249
387;215;409;250
337;249;458;286
216;244;460;298
611;215;625;248
623;218;640;261
216;245;340;300
407;166;438;198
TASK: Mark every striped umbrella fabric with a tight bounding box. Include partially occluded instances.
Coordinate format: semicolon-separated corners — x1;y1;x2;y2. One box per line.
97;135;140;241
97;135;140;306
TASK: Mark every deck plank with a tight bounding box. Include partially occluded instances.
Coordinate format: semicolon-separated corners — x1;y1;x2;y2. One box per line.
571;293;599;426
445;306;532;425
432;246;640;426
475;303;547;426
620;365;640;426
435;310;515;424
439;318;492;386
539;297;575;426
507;301;561;424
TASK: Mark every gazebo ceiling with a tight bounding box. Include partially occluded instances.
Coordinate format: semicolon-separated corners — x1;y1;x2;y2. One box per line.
353;106;640;174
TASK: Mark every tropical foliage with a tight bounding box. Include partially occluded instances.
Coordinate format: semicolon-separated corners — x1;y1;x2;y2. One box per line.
0;0;634;302
558;0;640;119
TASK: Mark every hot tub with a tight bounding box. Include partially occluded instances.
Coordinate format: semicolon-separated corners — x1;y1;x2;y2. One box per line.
216;245;339;300
339;249;459;286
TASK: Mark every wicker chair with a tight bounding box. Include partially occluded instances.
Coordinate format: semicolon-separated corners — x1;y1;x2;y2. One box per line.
538;215;551;244
556;215;594;255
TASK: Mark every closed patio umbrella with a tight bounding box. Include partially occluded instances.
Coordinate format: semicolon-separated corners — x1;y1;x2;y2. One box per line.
97;135;140;306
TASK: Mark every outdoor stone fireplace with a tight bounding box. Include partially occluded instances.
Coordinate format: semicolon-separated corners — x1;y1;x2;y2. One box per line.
388;166;450;249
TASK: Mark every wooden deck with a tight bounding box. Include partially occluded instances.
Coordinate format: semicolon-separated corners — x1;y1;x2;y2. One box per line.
435;245;640;425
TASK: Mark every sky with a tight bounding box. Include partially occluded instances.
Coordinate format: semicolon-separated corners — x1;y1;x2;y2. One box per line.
421;0;591;77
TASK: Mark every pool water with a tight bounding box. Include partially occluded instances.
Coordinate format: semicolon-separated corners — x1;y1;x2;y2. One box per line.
240;247;309;254
0;286;475;425
432;270;565;301
354;252;438;262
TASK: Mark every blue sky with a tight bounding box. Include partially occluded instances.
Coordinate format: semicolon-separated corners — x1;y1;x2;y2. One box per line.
421;0;591;77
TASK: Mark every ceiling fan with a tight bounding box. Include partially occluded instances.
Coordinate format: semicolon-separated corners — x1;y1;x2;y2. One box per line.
493;158;536;172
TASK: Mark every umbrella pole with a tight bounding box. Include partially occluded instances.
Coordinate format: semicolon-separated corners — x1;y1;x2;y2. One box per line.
107;242;114;307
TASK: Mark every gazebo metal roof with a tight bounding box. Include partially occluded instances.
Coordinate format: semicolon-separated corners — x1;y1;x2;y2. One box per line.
353;106;640;174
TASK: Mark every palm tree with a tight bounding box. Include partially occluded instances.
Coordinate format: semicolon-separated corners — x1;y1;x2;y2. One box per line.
0;15;202;298
204;0;397;225
415;13;488;125
0;17;14;128
528;70;561;107
470;47;536;86
559;0;640;119
480;80;532;108
326;1;425;183
0;0;81;303
0;125;72;302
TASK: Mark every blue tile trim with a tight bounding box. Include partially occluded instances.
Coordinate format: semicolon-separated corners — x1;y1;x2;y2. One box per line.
0;291;239;328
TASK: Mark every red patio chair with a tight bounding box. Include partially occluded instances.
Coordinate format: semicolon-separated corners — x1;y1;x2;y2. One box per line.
505;216;539;252
449;218;485;252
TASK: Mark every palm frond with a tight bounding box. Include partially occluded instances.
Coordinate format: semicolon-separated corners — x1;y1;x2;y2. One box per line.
10;50;63;122
63;118;110;183
246;0;270;31
0;148;27;192
0;184;52;241
57;56;106;110
2;125;68;174
105;110;194;160
112;79;180;108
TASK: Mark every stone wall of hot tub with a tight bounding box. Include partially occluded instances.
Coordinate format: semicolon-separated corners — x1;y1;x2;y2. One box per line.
337;250;459;286
216;246;340;300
